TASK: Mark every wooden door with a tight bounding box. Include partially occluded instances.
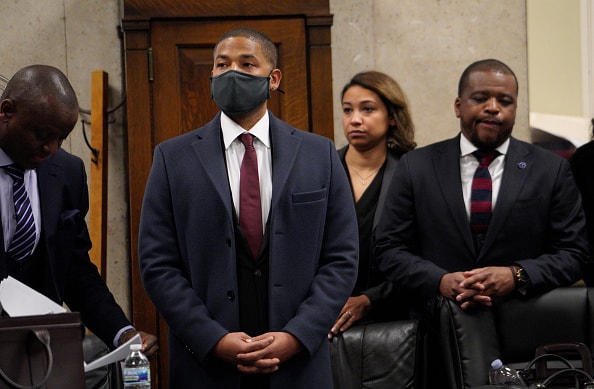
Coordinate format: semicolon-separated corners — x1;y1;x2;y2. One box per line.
122;2;334;387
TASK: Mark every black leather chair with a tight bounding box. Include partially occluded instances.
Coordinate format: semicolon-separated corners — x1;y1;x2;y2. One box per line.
329;320;427;389
83;333;123;389
439;287;594;388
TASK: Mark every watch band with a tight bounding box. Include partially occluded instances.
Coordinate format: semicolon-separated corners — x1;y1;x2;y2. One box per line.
510;265;529;295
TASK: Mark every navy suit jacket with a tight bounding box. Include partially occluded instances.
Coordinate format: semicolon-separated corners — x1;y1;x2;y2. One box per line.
375;134;589;307
570;141;594;257
138;112;358;389
1;149;131;347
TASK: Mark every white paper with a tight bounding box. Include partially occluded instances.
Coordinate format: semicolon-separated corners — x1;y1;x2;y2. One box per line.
0;276;66;316
0;276;141;373
84;333;142;372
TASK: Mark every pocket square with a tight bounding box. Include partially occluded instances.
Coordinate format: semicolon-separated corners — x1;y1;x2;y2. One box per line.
60;209;81;225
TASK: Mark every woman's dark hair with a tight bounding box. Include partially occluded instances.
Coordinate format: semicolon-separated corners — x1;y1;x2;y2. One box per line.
341;71;416;155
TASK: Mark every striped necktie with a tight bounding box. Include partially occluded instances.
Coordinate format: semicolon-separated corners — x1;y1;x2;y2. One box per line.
239;133;263;259
470;150;497;234
3;165;36;261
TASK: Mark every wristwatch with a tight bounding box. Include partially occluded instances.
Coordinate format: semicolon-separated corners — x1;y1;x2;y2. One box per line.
510;265;529;295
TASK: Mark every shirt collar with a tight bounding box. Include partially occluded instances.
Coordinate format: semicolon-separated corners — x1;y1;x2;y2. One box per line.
221;111;271;150
0;147;13;167
459;133;510;157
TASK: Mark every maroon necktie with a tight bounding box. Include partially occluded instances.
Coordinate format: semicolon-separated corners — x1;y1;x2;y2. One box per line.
239;133;263;258
470;150;497;234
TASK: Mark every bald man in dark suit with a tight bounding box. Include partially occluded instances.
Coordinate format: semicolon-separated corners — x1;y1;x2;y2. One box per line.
0;64;157;355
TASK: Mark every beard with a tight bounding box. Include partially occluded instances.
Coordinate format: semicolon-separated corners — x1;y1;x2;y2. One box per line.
469;124;513;151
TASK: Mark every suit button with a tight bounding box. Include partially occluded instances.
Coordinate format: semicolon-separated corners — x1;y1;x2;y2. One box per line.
226;238;232;246
254;269;262;277
227;291;235;301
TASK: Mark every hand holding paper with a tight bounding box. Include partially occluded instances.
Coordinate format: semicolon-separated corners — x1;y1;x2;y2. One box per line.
84;333;142;372
0;276;141;372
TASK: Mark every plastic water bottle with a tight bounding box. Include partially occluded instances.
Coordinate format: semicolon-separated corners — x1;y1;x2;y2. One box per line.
488;359;525;388
123;344;150;388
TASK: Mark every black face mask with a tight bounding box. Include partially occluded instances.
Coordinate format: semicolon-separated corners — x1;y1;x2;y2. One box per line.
210;70;271;115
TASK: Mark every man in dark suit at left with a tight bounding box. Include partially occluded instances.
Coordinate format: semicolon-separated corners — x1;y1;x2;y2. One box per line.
0;65;157;355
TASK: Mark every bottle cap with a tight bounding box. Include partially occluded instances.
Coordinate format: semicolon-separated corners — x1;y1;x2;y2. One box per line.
130;344;142;351
491;359;503;369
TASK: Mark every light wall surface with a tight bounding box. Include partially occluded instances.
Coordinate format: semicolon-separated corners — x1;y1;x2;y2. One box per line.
0;0;130;316
527;0;583;117
1;0;530;317
331;0;529;148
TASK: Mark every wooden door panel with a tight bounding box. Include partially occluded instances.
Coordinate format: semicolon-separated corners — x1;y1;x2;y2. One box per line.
178;48;219;133
152;18;308;146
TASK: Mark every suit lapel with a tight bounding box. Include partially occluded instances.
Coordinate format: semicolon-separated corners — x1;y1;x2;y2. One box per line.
0;234;5;279
37;158;62;244
269;114;301;212
336;145;399;229
35;155;64;301
190;114;234;222
434;136;476;256
374;152;398;229
480;138;530;255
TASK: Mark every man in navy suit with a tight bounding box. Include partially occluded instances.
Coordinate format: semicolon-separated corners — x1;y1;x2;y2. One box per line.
375;59;589;315
570;124;594;285
0;65;157;354
138;27;358;389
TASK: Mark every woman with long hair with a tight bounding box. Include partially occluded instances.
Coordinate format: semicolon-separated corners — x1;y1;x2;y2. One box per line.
329;70;416;338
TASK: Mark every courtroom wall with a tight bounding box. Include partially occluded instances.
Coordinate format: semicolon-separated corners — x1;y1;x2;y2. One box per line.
0;0;530;317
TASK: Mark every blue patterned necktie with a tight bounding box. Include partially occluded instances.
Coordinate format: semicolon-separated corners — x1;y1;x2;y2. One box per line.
470;150;497;234
3;165;36;261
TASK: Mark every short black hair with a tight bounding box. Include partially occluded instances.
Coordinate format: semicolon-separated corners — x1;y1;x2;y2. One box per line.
214;27;278;68
458;59;518;96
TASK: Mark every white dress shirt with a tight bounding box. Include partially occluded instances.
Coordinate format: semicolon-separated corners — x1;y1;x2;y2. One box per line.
459;134;509;220
221;111;272;231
